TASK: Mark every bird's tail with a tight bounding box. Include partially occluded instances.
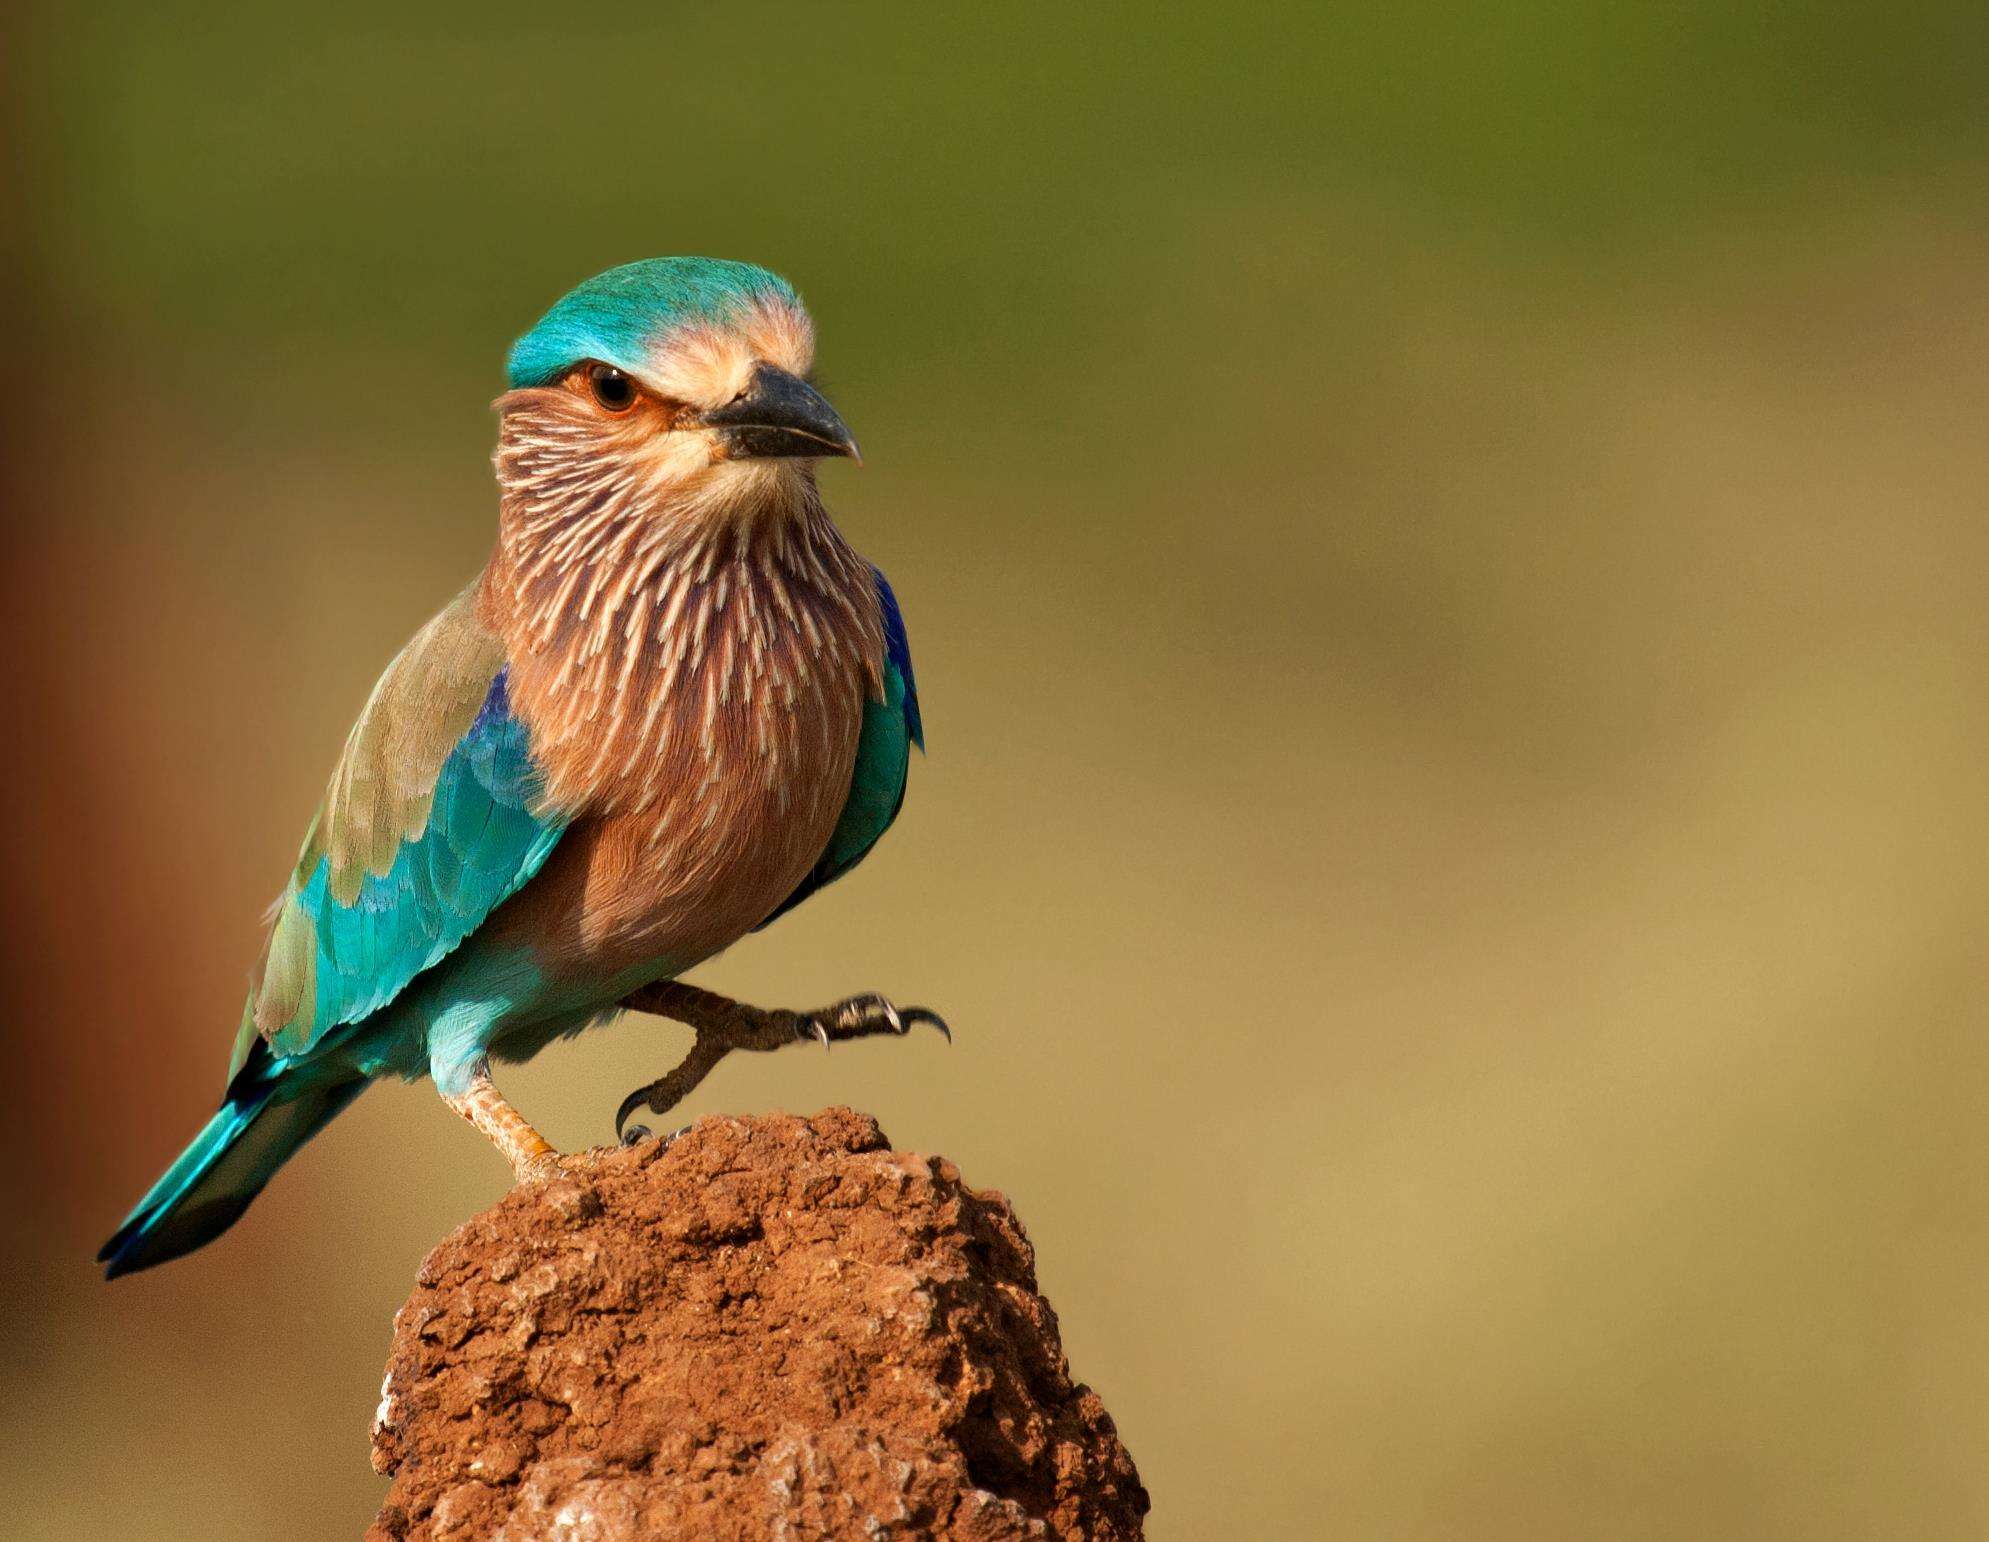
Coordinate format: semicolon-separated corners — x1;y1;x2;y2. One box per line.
97;1051;366;1279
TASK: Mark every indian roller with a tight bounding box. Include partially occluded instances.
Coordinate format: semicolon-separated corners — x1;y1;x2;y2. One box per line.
99;258;942;1278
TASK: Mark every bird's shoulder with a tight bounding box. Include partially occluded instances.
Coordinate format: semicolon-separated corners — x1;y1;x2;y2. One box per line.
313;586;521;899
237;586;565;1070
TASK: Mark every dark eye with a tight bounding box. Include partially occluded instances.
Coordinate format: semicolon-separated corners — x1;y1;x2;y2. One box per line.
586;363;636;412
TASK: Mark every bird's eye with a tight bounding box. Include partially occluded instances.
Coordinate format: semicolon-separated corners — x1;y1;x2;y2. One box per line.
586;363;636;412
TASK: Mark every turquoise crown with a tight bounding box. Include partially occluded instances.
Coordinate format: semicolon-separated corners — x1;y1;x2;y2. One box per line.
506;258;801;388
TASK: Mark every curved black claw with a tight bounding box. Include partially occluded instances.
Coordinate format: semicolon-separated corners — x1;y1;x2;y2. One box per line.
901;1006;952;1043
614;1085;656;1145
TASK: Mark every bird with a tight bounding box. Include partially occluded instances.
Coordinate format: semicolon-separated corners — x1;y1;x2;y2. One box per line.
99;257;943;1279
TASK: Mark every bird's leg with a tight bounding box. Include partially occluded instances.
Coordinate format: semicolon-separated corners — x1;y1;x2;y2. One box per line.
441;1060;562;1183
612;980;949;1142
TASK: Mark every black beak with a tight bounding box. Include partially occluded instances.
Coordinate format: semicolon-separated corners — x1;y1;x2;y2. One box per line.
698;363;860;463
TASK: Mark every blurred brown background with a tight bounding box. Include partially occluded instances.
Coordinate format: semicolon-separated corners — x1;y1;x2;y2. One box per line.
5;3;1988;1537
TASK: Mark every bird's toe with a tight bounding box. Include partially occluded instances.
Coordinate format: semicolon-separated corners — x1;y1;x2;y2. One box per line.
809;994;953;1044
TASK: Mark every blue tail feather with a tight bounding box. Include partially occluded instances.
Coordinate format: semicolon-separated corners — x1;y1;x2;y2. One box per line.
98;1068;365;1279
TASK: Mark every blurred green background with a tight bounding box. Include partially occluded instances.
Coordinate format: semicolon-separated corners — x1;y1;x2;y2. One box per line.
6;3;1988;1537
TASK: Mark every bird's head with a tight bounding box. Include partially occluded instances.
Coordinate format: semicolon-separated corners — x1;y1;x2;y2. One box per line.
495;258;856;521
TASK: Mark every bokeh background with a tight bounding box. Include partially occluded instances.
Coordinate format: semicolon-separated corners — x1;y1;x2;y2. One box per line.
6;3;1989;1537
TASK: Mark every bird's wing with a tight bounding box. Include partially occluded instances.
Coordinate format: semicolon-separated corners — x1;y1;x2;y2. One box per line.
233;587;566;1071
757;567;922;930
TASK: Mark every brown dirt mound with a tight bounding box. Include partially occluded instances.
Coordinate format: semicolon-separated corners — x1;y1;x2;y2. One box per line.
367;1107;1148;1540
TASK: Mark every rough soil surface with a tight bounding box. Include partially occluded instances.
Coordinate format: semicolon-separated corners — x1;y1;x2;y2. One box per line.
367;1108;1147;1540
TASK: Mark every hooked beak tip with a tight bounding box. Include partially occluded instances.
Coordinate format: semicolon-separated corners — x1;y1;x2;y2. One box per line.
701;363;861;467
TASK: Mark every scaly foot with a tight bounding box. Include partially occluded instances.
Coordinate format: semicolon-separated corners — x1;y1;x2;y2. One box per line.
517;1150;574;1185
441;1060;566;1184
613;982;951;1142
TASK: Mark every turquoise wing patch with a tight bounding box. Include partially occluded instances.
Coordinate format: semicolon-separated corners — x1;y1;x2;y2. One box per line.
274;673;560;1054
244;597;567;1069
